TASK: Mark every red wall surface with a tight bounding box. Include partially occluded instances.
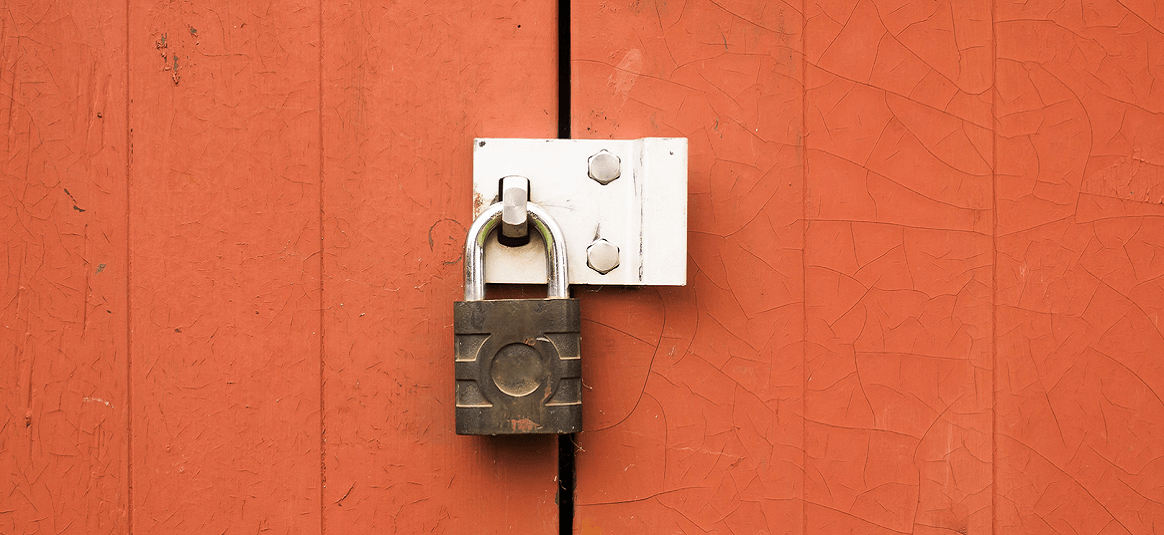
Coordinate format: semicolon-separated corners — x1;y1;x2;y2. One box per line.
2;0;1162;534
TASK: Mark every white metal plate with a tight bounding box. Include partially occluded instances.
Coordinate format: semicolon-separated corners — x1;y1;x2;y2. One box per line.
472;137;687;286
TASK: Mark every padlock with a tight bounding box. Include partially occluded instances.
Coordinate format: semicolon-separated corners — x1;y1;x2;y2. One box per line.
453;201;582;435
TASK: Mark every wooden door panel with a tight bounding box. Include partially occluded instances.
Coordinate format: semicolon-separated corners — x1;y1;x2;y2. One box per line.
5;0;1164;532
994;1;1164;533
2;2;562;533
320;2;561;532
575;0;1164;534
571;1;806;532
127;1;322;532
0;2;129;533
803;1;994;533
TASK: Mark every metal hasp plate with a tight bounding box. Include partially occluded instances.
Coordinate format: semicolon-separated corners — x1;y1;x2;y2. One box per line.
473;137;687;285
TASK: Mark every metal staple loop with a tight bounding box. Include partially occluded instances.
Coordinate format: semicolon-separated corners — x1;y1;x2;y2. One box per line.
499;175;530;241
463;202;569;301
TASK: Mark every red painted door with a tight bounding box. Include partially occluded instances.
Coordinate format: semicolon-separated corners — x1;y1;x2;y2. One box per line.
3;1;1163;534
571;1;1164;533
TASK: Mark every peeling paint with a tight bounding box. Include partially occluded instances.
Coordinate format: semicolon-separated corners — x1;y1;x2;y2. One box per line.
508;418;541;433
81;396;113;408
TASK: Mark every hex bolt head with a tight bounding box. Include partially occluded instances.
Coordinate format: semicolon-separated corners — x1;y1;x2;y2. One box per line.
586;238;620;274
588;150;621;184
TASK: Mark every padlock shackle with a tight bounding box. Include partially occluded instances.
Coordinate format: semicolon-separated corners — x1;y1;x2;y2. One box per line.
464;201;569;301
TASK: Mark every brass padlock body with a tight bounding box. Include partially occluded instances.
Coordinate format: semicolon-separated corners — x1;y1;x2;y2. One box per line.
454;297;582;435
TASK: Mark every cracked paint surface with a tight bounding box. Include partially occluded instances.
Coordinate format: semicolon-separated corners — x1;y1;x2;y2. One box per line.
1;2;129;533
4;0;1163;533
575;0;1162;533
995;1;1164;533
573;1;806;533
805;0;993;533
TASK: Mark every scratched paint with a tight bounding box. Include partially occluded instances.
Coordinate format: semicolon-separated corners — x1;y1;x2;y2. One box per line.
127;0;323;532
4;0;1164;533
2;1;563;533
0;2;130;533
320;2;561;533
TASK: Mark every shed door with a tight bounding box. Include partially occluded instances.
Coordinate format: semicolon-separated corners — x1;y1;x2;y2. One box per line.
2;1;1163;534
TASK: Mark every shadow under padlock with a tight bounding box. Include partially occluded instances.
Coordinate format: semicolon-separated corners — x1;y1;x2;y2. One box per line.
453;202;583;435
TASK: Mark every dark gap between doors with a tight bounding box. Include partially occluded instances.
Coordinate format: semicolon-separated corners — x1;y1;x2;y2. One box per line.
556;1;575;534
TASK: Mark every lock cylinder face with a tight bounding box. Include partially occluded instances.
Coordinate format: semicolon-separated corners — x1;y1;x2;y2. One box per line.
490;342;544;397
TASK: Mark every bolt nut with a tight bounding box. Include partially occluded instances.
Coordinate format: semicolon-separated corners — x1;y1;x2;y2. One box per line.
586;238;620;274
587;150;621;184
